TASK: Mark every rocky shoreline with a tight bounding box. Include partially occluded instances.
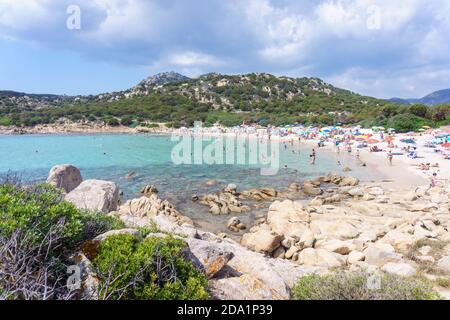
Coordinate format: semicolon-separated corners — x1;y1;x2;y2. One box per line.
46;164;450;299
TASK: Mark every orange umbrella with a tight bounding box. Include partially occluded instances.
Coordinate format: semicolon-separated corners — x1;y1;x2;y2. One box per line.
367;139;380;144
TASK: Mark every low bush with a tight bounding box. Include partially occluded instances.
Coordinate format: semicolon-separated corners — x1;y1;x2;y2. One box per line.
92;234;209;300
292;271;441;300
0;181;124;300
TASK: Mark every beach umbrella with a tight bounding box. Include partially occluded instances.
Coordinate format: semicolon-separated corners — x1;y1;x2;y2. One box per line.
367;139;380;144
401;138;416;144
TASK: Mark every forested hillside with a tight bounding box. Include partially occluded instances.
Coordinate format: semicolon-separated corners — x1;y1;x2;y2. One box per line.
1;72;448;131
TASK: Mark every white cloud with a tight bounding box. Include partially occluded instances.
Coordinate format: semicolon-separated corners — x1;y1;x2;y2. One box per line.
0;0;450;97
167;51;223;67
0;0;53;30
327;65;450;99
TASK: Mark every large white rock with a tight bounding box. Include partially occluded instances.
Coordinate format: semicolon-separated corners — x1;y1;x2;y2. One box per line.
297;248;346;268
208;274;280;300
339;176;359;187
267;200;309;238
310;219;360;240
348;250;365;264
364;245;402;267
380;230;416;252
381;263;417;277
316;239;355;255
437;256;450;273
65;179;119;213
47;164;82;193
298;229;315;249
152;215;198;238
185;238;233;279
187;233;322;300
241;229;283;253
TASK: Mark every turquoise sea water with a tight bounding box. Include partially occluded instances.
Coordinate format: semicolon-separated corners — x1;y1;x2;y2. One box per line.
0;134;376;233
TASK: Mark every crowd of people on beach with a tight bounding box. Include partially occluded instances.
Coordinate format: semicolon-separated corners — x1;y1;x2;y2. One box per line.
177;123;450;188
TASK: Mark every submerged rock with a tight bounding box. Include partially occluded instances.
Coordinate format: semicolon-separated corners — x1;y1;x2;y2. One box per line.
226;217;246;232
140;184;158;196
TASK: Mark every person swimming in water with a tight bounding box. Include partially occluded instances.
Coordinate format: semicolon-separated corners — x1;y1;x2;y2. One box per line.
310;149;316;165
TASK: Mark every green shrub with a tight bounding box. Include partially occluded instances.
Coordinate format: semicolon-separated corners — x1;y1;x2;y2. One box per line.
120;116;133;126
386;114;433;132
0;183;84;246
0;182;123;246
292;271;441;300
0;182;125;300
93;234;209;300
409;104;429;118
145;123;160;128
0;117;12;126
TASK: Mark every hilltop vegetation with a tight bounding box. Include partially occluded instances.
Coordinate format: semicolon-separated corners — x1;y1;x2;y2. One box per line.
0;73;449;131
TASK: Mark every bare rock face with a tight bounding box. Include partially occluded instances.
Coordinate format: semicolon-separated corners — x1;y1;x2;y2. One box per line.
69;253;99;300
310;219;360;240
240;188;278;201
65;179;119;213
267;200;310;238
200;187;250;215
297;248;346;268
116;194;194;234
241;229;283;254
437;256;450;273
339;176;360;187
316;239;355;255
185;238;234;279
226;217;246;232
47;164;82;193
364;245;403;267
186;232;322;300
303;182;323;196
140;184;158;196
381;263;417;277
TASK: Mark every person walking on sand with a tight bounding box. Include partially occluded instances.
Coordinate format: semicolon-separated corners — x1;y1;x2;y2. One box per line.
387;150;393;166
356;149;360;160
310;148;316;165
430;172;438;188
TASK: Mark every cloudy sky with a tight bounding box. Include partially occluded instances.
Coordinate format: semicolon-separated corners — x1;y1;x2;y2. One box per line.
0;0;449;98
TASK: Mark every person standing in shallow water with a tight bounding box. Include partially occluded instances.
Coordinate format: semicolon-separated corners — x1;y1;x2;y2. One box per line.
387;150;393;166
310;149;316;165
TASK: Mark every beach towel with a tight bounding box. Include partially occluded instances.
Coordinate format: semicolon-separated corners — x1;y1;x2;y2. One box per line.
407;151;418;159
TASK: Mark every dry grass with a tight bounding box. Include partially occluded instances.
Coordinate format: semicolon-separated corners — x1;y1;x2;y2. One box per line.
406;239;449;275
292;270;441;300
435;277;450;288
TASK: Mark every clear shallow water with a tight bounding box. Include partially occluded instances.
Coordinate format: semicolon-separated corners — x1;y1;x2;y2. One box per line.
0;134;377;234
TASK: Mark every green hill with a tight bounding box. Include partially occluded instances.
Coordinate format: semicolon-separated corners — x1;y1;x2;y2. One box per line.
0;72;448;131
